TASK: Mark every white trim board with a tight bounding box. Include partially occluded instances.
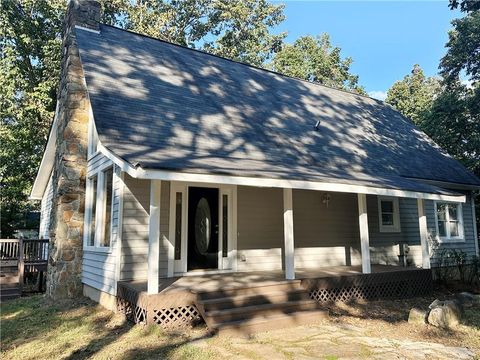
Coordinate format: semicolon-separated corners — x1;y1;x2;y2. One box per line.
168;181;238;276
30;102;60;200
97;145;466;203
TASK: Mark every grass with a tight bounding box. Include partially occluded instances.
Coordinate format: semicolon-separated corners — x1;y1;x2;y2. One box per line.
1;292;479;359
0;295;214;360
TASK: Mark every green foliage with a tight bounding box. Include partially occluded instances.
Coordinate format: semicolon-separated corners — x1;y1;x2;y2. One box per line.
386;5;480;183
0;0;66;237
422;82;480;178
104;0;286;67
449;0;480;13
270;34;366;95
440;11;480;84
386;64;441;125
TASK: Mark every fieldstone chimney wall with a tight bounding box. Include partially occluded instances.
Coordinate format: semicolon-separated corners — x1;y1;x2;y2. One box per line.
46;0;101;299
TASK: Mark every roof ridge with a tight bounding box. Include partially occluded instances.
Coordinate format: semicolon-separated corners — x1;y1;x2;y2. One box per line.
95;23;380;103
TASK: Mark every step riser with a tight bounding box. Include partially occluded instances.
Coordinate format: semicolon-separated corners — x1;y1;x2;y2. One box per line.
0;282;20;289
202;292;311;311
1;287;20;295
216;310;328;337
197;282;303;301
0;295;21;301
206;301;319;324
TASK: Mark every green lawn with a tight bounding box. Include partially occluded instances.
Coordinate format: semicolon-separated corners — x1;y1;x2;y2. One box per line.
0;295;214;360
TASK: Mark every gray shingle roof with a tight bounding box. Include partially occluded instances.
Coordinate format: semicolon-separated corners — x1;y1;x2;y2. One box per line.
76;25;480;191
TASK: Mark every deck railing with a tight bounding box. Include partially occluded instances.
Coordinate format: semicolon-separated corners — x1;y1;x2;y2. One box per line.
0;239;20;261
0;238;49;292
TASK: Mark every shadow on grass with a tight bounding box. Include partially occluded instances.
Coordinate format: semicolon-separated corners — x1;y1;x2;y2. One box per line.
0;295;134;359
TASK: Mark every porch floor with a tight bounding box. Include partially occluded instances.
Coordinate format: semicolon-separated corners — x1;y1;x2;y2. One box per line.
119;265;421;295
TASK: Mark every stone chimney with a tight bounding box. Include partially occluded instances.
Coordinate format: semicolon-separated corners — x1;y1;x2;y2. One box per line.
46;0;101;299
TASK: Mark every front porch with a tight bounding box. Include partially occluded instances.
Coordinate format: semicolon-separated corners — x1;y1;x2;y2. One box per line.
116;265;432;334
105;171;468;335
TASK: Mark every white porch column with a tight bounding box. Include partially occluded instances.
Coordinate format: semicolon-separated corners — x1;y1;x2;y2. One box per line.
357;193;371;274
417;198;431;269
148;180;161;294
283;188;295;280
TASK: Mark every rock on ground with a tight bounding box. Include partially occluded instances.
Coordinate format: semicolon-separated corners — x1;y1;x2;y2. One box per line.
428;300;462;329
408;307;427;325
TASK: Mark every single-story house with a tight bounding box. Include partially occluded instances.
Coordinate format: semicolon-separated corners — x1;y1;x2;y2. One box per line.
31;0;479;334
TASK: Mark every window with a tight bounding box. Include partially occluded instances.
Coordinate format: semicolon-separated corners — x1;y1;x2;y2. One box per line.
88;118;98;158
101;167;113;247
435;202;464;241
88;175;98;246
378;196;401;232
174;192;182;260
222;194;228;258
84;166;114;249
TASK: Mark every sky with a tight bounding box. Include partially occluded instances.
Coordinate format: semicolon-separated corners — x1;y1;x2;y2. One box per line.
275;1;462;100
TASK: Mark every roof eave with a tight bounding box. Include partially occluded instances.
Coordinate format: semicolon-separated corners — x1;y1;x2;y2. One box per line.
30;103;59;200
97;145;465;203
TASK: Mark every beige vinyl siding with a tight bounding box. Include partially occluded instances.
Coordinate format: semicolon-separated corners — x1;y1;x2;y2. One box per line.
120;176;170;280
293;190;362;268
236;187;363;271
237;186;284;271
82;153;119;295
39;172;54;239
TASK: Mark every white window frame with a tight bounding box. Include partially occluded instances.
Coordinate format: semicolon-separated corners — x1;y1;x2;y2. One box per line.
87;112;99;160
434;201;465;243
378;196;401;233
83;163;115;252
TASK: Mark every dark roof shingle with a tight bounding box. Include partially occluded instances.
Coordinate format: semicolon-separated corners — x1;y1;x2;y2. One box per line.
76;25;480;188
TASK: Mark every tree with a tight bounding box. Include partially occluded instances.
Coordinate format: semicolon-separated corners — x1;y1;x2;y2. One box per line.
270;34;366;94
0;0;66;237
449;0;480;13
385;64;440;125
437;3;480;178
422;82;480;178
105;0;286;67
440;11;480;85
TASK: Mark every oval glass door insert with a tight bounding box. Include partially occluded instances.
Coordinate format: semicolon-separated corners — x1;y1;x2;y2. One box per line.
194;198;211;254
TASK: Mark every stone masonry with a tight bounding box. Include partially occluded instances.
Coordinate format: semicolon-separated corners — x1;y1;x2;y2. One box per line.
46;0;101;299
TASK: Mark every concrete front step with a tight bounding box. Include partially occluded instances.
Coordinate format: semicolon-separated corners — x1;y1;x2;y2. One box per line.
213;309;328;337
199;289;311;311
196;280;303;301
205;299;321;324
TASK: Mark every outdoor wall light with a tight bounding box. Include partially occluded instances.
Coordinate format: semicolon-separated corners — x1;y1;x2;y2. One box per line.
322;193;331;207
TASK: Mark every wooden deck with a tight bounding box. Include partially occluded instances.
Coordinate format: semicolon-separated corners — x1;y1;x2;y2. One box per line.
117;265;432;335
120;265;420;294
0;239;49;301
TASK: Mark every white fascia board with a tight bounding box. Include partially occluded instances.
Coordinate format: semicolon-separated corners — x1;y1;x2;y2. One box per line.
74;25;100;34
98;145;466;203
406;177;480;191
30;104;59;200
